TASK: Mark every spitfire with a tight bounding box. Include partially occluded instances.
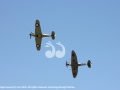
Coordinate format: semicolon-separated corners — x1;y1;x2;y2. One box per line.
66;50;92;78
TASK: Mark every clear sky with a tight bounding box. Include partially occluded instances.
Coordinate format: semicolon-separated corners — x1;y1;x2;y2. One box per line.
0;0;120;90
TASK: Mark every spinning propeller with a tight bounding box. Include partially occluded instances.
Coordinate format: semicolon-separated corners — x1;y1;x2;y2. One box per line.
29;32;32;39
66;61;68;68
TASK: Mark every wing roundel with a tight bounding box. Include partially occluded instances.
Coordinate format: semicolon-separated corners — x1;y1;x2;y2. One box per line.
71;50;78;64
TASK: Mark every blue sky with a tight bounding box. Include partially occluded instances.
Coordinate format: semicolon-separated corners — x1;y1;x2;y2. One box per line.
0;0;120;89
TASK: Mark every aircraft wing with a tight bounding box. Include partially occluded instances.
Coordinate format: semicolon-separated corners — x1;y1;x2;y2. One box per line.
35;37;42;51
35;20;42;35
71;66;78;78
71;50;78;64
35;20;42;51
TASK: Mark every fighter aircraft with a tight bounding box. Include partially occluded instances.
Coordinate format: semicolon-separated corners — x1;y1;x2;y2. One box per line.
66;50;92;78
29;20;55;51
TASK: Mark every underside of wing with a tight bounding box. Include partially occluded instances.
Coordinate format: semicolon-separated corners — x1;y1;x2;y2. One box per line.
35;20;42;35
71;50;78;64
71;66;78;78
35;37;42;51
35;20;42;51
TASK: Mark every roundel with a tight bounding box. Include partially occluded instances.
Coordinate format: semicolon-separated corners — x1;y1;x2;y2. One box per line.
36;44;40;48
35;23;39;27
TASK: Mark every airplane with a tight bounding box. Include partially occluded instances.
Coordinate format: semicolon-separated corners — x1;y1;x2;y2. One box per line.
66;50;92;78
29;20;55;51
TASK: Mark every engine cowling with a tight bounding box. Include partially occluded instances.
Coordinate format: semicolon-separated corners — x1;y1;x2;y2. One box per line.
87;60;92;68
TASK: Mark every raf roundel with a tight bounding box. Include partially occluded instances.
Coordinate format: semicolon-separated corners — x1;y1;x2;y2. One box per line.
36;44;40;48
35;23;39;27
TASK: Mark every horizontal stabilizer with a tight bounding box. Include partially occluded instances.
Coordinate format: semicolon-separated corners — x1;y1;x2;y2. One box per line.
87;60;92;68
51;31;55;40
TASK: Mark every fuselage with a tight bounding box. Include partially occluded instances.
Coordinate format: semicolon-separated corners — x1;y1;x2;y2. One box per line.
67;62;86;67
31;33;50;38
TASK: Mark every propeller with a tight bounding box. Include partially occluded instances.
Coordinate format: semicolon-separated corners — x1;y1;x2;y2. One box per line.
66;61;68;68
29;32;32;39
